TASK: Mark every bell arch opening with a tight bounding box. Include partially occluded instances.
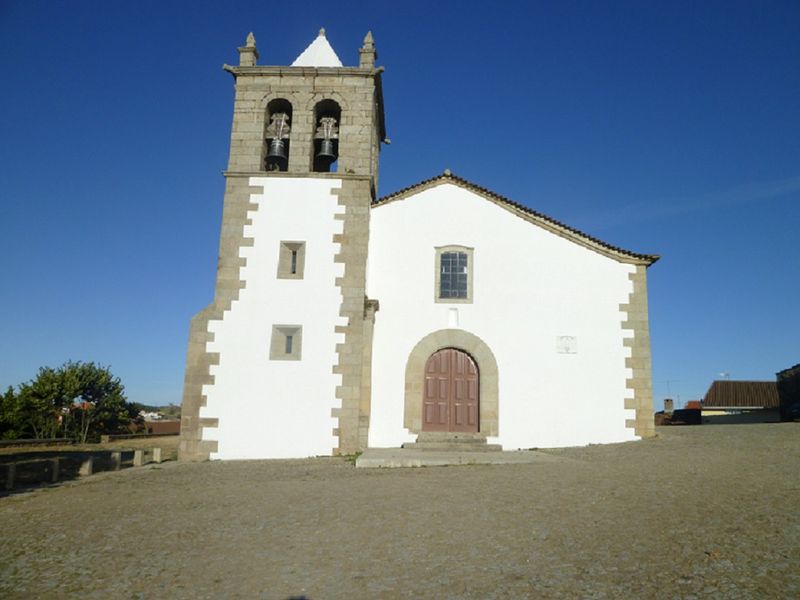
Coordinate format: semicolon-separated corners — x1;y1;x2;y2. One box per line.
265;98;292;172
312;99;341;173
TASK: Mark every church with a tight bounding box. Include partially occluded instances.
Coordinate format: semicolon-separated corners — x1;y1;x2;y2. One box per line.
178;30;658;461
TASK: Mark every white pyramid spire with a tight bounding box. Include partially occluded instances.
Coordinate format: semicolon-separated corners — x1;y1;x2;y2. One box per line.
292;28;343;67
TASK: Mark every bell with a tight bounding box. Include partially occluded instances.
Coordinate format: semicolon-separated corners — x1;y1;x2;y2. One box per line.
316;138;337;164
266;138;287;169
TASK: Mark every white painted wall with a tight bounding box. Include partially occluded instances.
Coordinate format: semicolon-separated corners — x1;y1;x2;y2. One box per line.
367;183;637;449
200;177;345;459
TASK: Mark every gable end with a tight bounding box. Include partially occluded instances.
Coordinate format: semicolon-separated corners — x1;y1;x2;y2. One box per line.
373;171;660;266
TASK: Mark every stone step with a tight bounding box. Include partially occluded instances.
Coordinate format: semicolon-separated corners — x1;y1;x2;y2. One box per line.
402;432;502;452
402;442;503;452
413;432;489;444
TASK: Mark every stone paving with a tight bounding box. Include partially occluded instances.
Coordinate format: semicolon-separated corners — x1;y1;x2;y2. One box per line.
1;424;798;599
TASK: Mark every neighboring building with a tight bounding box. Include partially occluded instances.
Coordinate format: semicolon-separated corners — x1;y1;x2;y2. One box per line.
777;363;800;421
701;380;781;424
178;30;659;461
654;398;701;426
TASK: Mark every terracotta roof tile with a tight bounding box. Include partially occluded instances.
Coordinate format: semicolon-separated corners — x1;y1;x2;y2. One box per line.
373;171;659;265
702;381;780;409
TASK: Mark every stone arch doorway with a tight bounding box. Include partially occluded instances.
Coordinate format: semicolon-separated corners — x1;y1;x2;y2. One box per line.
404;329;499;436
423;348;479;432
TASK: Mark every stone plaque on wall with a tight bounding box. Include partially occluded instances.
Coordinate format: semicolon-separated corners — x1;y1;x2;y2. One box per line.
556;336;578;354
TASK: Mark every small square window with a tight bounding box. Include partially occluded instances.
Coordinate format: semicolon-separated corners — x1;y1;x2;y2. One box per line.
277;241;306;279
270;325;302;360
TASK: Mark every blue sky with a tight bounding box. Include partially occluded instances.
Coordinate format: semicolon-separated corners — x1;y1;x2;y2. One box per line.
1;1;798;410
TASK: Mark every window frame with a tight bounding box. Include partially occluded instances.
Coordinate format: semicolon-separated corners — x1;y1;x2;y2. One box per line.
434;245;474;304
277;241;306;279
269;325;303;361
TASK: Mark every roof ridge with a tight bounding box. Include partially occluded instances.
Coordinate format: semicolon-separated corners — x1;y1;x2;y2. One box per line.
373;171;660;265
713;380;777;383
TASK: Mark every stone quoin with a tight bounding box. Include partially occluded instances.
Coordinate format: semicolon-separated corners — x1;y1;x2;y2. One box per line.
178;30;659;461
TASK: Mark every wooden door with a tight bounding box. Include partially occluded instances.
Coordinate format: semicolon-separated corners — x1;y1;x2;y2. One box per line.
422;348;479;432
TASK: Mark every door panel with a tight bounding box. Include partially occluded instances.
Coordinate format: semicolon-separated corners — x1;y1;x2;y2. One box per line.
422;348;479;432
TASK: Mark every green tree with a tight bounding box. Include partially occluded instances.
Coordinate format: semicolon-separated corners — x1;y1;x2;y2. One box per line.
15;365;78;439
0;386;23;439
68;362;130;442
2;362;136;442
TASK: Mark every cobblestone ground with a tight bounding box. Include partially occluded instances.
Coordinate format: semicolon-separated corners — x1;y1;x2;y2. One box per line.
1;424;798;599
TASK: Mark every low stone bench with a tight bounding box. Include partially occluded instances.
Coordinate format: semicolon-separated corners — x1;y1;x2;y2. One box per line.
1;448;165;492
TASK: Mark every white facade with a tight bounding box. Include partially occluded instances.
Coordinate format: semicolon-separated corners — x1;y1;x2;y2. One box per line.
200;177;345;459
367;183;639;449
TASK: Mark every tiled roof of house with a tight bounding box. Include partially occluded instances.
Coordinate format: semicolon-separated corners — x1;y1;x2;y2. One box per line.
777;363;800;377
702;380;780;409
373;171;660;265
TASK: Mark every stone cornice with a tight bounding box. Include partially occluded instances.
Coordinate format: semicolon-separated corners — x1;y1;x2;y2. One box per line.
223;64;383;78
223;170;372;182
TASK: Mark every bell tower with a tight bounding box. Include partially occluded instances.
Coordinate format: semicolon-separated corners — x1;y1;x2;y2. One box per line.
179;30;386;460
